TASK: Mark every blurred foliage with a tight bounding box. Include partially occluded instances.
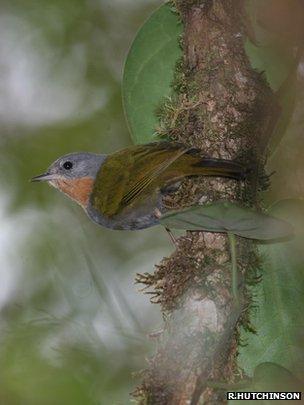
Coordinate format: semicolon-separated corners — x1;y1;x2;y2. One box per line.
244;0;304;92
245;0;304;157
227;362;303;404
0;0;176;404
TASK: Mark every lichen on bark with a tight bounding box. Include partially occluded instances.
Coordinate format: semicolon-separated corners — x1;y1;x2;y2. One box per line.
134;1;278;403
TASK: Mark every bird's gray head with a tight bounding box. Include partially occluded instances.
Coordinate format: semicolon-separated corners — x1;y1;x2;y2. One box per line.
32;152;106;183
31;152;107;207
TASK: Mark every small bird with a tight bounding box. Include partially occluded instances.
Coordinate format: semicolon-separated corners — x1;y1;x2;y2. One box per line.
32;142;246;230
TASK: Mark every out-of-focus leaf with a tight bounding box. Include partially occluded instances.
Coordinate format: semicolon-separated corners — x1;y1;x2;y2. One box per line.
268;74;298;154
122;3;182;144
264;87;304;205
228;362;302;404
244;0;304;155
244;39;294;93
252;362;302;392
160;201;293;240
237;199;304;382
245;0;304;91
244;38;298;156
211;361;302;389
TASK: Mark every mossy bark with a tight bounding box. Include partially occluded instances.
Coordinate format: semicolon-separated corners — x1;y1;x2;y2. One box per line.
134;1;278;404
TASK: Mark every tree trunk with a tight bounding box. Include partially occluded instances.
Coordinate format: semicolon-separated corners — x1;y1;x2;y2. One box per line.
134;1;278;403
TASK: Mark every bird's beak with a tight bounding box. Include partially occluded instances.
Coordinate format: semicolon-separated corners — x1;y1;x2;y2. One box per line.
31;172;58;182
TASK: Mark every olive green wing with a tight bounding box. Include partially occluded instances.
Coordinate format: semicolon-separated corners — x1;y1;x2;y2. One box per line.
90;142;189;217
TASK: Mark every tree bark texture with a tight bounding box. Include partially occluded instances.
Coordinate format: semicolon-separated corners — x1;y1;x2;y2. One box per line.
134;1;278;404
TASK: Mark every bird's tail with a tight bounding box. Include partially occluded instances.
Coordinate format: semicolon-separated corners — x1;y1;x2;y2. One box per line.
193;157;248;180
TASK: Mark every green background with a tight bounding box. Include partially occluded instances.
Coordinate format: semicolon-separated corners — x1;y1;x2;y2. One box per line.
0;1;171;403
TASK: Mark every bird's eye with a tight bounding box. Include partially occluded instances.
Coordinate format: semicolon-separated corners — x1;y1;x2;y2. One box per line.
63;161;73;170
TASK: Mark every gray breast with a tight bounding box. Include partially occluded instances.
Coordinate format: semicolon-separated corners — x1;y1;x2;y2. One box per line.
86;204;160;230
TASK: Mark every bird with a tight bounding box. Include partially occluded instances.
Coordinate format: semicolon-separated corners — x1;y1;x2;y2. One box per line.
31;142;247;231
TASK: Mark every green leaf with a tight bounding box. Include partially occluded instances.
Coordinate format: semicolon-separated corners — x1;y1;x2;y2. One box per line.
160;201;293;240
237;199;304;382
122;3;182;144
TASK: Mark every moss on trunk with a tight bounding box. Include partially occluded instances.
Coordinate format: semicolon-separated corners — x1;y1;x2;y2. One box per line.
134;1;279;403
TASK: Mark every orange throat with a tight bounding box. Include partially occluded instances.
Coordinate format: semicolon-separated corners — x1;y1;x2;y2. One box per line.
51;177;94;208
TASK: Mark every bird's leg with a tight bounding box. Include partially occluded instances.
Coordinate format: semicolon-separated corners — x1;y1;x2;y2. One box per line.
227;232;240;306
154;208;178;247
165;227;178;247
